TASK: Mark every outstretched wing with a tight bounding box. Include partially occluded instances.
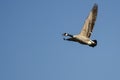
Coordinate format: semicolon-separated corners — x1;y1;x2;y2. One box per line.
79;3;98;38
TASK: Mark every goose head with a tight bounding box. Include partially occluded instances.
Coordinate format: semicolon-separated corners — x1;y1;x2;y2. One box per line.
63;33;68;36
63;33;73;37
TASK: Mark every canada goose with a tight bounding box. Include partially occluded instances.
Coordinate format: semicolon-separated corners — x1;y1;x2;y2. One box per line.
63;3;98;47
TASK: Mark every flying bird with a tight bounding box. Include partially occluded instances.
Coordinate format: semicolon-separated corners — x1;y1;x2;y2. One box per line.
63;3;98;47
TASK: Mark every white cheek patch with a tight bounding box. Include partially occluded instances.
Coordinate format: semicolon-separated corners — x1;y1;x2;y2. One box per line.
64;33;68;36
65;34;68;36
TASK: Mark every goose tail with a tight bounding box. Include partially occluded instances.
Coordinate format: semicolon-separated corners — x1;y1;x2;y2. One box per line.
89;40;97;47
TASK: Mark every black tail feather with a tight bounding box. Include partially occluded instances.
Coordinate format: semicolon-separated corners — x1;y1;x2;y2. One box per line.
93;40;97;45
89;40;97;47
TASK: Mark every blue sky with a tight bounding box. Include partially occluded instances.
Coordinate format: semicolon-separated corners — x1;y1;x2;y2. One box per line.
0;0;120;80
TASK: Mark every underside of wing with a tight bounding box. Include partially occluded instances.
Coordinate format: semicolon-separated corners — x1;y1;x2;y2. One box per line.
79;3;98;38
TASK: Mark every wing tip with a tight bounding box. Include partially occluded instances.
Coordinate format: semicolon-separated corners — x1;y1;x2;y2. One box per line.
93;3;98;9
91;3;98;14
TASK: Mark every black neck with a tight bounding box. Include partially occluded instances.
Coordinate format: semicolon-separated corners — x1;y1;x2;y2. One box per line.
68;34;73;37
